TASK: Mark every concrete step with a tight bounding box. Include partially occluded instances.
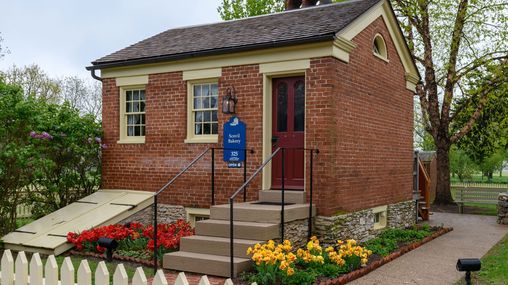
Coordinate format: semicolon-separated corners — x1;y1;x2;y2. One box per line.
163;251;251;277
195;219;280;240
180;235;262;258
210;202;314;223
259;190;306;204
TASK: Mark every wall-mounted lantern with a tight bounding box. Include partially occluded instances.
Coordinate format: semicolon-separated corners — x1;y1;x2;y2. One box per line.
222;87;238;114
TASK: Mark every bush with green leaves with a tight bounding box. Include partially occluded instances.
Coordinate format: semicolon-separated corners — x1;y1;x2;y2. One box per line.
0;79;102;235
364;225;432;256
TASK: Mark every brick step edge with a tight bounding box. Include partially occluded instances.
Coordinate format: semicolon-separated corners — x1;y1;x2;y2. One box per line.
317;227;454;285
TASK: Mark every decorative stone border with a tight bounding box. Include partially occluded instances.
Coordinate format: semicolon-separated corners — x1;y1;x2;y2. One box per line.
69;250;155;267
317;227;453;285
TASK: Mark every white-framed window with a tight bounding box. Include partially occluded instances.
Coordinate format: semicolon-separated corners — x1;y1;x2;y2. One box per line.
185;80;219;143
119;86;146;143
372;205;388;230
373;34;388;62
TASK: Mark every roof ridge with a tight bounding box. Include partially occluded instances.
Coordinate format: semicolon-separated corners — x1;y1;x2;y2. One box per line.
168;0;378;31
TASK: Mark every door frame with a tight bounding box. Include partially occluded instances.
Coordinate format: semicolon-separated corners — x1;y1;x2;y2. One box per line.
261;70;307;191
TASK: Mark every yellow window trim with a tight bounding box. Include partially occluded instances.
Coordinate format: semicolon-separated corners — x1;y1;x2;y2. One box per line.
115;75;148;86
186;79;219;144
259;59;310;74
118;85;146;144
182;68;222;81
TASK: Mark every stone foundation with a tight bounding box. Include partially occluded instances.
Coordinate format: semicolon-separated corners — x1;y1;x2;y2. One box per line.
121;204;186;225
497;193;508;224
276;218;309;248
387;200;416;228
315;200;416;244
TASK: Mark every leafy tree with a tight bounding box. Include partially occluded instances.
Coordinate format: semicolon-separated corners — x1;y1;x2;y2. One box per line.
454;67;508;180
60;76;102;120
1;65;102;121
0;32;9;60
1;64;61;102
0;81;38;234
218;0;284;20
0;79;102;235
218;0;343;20
449;147;476;182
393;0;508;204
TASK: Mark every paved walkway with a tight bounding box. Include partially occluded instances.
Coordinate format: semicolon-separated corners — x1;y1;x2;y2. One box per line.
350;212;508;285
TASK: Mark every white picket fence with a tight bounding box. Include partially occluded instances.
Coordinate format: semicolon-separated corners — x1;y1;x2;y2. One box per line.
16;204;33;218
0;250;246;285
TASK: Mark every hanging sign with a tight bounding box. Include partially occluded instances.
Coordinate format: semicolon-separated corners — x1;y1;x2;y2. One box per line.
223;116;246;164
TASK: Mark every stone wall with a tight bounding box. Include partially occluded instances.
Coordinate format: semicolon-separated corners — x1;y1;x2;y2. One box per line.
120;204;186;225
497;193;508;224
276;218;309;249
387;200;416;228
315;200;415;244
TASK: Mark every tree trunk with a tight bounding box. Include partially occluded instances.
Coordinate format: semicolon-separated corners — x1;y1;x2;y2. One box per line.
434;146;454;204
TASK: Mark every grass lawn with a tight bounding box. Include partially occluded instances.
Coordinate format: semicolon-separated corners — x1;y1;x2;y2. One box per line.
41;254;155;282
463;202;498;216
451;172;508;184
16;218;35;228
456;233;508;285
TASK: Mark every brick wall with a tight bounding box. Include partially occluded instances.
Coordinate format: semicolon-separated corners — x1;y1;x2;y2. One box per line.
324;17;414;215
101;16;413;215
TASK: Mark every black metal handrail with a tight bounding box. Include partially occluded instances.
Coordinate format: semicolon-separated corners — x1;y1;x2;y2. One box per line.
152;147;254;273
227;147;319;277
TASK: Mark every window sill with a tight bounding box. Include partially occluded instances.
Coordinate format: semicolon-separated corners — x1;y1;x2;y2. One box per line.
117;137;145;144
373;52;389;63
373;223;387;230
184;135;218;144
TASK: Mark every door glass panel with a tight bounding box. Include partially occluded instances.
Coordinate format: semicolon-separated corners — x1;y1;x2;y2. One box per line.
294;80;305;132
277;82;288;132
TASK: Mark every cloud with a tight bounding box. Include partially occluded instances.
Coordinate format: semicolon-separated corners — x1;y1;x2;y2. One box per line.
0;0;221;78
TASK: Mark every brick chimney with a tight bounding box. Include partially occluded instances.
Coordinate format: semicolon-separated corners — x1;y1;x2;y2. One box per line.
285;0;332;10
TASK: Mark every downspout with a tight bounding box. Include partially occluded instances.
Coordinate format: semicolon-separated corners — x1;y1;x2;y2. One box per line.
89;68;103;82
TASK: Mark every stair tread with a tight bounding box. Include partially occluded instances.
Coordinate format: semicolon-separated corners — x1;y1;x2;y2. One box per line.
183;235;263;244
165;251;250;263
197;219;279;227
212;201;310;210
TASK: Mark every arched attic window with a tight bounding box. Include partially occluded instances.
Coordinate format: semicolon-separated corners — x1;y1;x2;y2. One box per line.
373;34;388;61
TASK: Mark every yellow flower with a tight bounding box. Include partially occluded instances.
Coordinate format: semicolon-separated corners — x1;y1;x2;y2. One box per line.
286;267;295;276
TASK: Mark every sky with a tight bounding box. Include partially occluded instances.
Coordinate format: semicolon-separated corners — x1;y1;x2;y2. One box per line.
0;0;222;79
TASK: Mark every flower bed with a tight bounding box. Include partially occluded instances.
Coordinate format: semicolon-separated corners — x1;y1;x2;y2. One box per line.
66;220;194;261
242;225;452;285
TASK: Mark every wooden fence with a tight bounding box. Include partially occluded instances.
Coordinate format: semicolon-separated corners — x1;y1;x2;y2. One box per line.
0;250;246;285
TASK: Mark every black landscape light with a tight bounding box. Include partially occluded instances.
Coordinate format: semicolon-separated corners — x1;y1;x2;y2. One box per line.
456;258;481;285
98;237;118;262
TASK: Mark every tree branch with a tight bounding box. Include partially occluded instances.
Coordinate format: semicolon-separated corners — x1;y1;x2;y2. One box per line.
450;72;507;142
441;0;469;124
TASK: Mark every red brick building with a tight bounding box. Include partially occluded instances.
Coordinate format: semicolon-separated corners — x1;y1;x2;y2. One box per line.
89;0;419;240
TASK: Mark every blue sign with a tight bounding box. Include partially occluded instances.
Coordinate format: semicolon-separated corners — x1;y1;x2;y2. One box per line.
223;116;246;163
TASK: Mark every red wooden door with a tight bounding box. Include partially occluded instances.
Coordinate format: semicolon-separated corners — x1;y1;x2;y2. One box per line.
271;77;305;190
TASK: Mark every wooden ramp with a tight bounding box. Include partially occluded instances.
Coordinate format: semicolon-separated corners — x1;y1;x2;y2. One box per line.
2;190;153;255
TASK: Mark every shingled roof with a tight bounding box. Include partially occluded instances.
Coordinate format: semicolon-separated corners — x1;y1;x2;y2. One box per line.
89;0;381;70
